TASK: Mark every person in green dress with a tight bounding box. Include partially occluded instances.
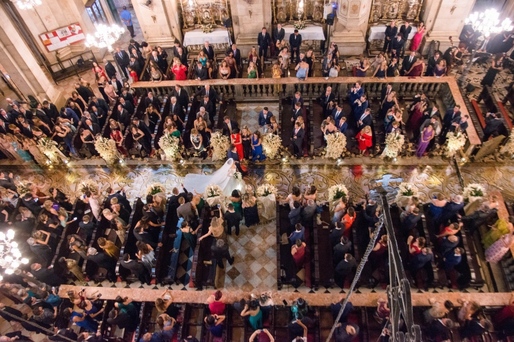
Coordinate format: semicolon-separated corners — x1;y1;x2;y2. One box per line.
247;61;258;79
180;220;199;252
230;190;243;217
483;217;514;249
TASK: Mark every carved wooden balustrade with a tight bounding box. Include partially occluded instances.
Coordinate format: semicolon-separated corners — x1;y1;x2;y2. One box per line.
131;76;481;151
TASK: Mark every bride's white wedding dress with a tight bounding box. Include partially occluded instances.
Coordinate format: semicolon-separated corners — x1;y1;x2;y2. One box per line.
183;158;245;196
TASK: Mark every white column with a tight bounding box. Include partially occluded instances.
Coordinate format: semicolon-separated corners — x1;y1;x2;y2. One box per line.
229;0;272;55
331;0;373;55
130;0;178;46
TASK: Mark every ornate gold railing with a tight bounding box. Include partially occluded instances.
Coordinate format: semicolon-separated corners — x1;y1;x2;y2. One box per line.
131;76;480;147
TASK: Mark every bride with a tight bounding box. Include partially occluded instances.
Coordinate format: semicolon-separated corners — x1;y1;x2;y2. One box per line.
183;158;245;196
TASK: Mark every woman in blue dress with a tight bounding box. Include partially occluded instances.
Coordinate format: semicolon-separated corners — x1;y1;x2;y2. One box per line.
251;131;265;161
295;55;309;81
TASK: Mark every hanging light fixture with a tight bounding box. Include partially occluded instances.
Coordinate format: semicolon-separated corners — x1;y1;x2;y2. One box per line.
13;0;42;10
465;9;513;38
0;229;29;281
85;23;125;52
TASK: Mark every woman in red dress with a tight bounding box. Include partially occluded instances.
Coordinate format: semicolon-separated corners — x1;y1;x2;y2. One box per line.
409;22;426;52
171;58;187;81
231;128;244;160
92;62;108;80
407;56;425;77
109;119;127;156
355;125;373;154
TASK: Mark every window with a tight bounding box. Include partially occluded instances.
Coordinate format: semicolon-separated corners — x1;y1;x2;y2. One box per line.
86;0;107;24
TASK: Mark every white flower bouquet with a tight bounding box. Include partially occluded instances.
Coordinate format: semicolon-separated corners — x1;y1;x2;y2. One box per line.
210;132;230;161
381;132;405;159
37;138;60;163
147;183;165;196
233;171;242;180
262;133;282;159
398;182;417;196
500;128;514;156
158;135;180;161
256;184;278;197
94;137;121;164
328;184;349;201
444;131;467;158
324;132;347;159
204;184;223;198
463;183;485;199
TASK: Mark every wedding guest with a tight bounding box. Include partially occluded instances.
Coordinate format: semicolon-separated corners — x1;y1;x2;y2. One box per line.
257;27;271;60
251;131;265;161
356;125;373;155
426;51;442;76
289;29;302;64
383;20;398;52
410;22;426;52
291;121;304;158
416;124;435;157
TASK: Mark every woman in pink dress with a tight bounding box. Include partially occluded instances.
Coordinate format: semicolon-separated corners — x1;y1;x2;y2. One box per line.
410;22;426;52
407;56;425;77
485;233;513;263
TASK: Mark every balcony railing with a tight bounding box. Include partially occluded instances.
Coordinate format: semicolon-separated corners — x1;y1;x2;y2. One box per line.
131;76;480;147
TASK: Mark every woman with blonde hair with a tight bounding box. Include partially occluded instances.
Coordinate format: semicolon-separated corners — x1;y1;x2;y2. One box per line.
155;289;173;313
355;126;373;154
171;57;187;80
97;237;120;259
198;210;225;242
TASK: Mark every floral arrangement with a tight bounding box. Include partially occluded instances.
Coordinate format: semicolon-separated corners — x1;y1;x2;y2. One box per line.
463;183;486;199
210;132;230;161
37;138;60;163
94;137;121;164
204;184;223;198
381;132;405;159
262;133;282;159
294;20;305;30
444;131;467;158
201;24;213;33
16;182;30;196
146;183;165;196
324;132;347;159
158;135;180;161
328;184;349;201
256;184;278;197
500;128;514;156
398;182;417;196
80;180;98;194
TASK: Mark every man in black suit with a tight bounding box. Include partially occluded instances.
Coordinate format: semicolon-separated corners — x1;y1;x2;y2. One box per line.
42;100;59;124
203;41;215;60
27;238;53;268
30;263;66;286
168;96;183;119
117;105;131;131
145;91;162;111
426;51;442;76
0;120;8;134
119;97;134;115
356;108;372;131
227;144;248;176
257;27;271;60
172;40;188;58
292;91;304;107
449;114;469;133
334;253;357;287
194;61;208;80
120;253;151;284
224;203;242;235
83;118;101;135
89;95;109;115
289;29;302;64
401;50;417;75
114;47;130;78
331;103;345;123
292;121;304;158
258;107;274;127
201;95;215;125
127;39;141;55
107;308;135;330
86;247;117;282
441;104;461;141
103;58;117;79
292;102;304;123
399;21;412;57
483;112;508;140
273;23;285;55
74;83;94;104
320;86;336;117
222;116;239;136
129;56;142;77
121;88;134;106
391;34;405;60
110;76;123;96
173;85;189;117
383;20;398;52
211;239;234;269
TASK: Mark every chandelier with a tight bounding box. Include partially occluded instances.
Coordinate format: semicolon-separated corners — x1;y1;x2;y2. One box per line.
465;9;513;37
13;0;42;10
85;23;125;52
0;229;29;281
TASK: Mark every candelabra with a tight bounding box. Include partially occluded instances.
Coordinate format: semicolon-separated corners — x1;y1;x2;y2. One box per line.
85;23;125;52
459;9;514;88
13;0;42;10
0;229;29;281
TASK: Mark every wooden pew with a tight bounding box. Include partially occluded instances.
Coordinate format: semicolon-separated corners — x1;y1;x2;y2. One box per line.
280;97;294;152
116;198;144;282
313;204;334;289
310;101;325;155
277;204;298;289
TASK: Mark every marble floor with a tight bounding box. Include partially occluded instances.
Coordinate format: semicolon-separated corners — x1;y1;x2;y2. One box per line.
6;161;514;295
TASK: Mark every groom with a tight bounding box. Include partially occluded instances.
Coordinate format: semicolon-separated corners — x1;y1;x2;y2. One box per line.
228;144;247;176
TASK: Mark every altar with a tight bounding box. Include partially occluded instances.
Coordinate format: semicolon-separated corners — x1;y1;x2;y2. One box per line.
183;28;231;50
282;25;325;51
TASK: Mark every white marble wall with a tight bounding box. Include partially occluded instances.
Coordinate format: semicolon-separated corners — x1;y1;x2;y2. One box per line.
130;0;180;47
331;0;373;55
229;0;272;54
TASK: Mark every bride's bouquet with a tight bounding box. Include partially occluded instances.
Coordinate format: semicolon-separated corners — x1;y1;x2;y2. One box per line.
324;132;347;159
444;131;467;158
262;133;282;159
210;132;230;161
205;184;223;198
381;132;405;159
94;137;121;164
147;183;166;196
